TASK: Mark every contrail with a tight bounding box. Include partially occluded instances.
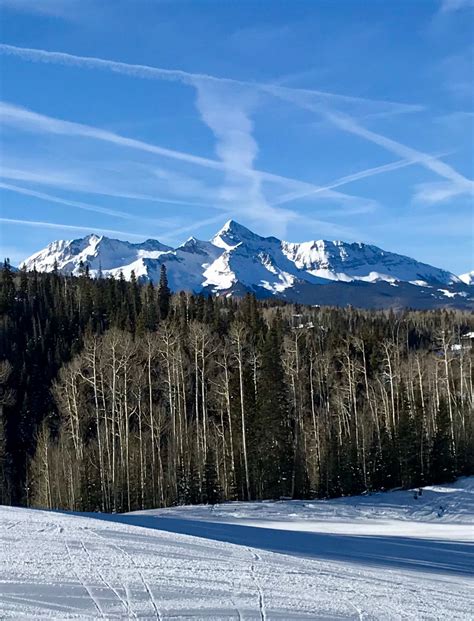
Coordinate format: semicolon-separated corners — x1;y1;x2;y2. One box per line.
0;43;422;113
272;154;450;206
0;217;153;240
326;111;474;190
0;101;374;209
272;87;474;197
0;181;143;220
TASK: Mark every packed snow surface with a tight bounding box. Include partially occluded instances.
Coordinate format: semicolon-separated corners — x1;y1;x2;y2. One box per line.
1;478;473;619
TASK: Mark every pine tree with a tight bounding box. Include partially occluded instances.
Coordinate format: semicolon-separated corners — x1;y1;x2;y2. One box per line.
431;397;457;483
398;385;420;488
0;360;14;504
203;450;222;505
254;322;293;499
186;458;202;505
140;281;157;332
158;264;171;320
0;259;15;314
18;266;28;304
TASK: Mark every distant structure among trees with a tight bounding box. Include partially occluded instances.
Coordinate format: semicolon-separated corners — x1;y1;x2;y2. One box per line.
0;260;473;511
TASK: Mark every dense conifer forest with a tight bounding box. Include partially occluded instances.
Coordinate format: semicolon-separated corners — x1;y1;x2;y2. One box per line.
0;259;473;512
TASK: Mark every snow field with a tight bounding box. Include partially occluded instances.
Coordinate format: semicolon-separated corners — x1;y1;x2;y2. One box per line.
1;478;473;619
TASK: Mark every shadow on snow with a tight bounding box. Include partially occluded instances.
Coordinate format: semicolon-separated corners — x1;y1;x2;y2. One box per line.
71;511;474;578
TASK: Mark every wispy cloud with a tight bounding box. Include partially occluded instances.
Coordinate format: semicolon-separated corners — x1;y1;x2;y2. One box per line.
271;157;428;207
193;79;296;233
0;101;225;171
0;43;421;113
159;212;235;243
0;43;429;232
0;162;228;211
0;217;152;240
0;181;145;221
6;42;463;242
270;91;474;204
0;101;376;216
439;0;474;13
0;182;274;249
325;111;473;200
413;180;473;204
0;43;222;86
0;0;82;18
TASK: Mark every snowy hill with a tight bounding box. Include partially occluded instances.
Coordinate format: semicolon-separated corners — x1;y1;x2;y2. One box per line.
459;270;474;285
19;220;472;309
1;478;473;619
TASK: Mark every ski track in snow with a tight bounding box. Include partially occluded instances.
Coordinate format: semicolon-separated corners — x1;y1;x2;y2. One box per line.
247;549;266;621
77;529;133;617
1;478;474;619
88;524;162;619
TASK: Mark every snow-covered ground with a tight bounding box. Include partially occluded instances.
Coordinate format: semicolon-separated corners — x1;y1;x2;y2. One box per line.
1;479;473;619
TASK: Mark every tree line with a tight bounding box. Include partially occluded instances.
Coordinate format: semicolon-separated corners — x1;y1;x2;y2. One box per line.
0;259;473;511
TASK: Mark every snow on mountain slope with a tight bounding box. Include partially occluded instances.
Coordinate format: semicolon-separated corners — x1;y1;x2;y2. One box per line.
459;270;474;285
1;478;473;619
208;220;459;293
163;237;224;292
282;237;458;285
206;220;329;293
21;235;172;276
20;220;461;299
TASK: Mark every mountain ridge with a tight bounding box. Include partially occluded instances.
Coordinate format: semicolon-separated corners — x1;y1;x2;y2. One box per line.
18;219;472;309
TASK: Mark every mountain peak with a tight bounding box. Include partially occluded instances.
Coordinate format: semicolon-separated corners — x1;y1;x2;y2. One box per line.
211;219;263;250
217;219;255;236
85;233;102;243
221;219;246;231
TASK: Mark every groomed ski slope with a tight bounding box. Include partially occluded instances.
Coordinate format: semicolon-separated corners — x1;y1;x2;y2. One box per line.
1;479;473;619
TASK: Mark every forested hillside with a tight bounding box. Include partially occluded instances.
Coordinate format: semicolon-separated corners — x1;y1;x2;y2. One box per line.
0;259;473;511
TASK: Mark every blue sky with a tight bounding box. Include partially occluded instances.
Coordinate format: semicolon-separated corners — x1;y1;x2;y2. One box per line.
0;0;473;274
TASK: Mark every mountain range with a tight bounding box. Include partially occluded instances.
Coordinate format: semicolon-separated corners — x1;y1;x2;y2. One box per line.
19;220;473;310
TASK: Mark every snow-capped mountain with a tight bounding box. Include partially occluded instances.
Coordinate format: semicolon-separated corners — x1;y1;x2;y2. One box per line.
19;220;471;309
22;234;172;276
206;220;460;291
459;271;474;286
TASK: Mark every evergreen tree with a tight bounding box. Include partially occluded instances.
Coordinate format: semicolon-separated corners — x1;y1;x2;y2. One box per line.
0;360;14;504
0;259;15;314
158;264;171;320
398;385;420;488
203;450;222;505
431;398;456;483
141;281;158;332
253;322;293;499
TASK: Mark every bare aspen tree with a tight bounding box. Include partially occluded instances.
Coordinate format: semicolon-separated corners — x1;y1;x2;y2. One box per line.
215;343;236;489
382;341;398;434
31;421;53;510
230;322;250;500
439;329;456;455
144;333;162;505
